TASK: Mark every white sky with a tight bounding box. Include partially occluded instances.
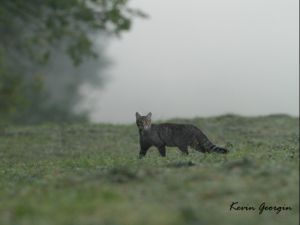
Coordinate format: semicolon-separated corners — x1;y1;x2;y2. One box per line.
84;0;299;123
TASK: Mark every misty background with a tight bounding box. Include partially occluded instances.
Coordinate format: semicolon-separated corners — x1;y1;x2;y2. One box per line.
80;0;299;123
0;0;298;125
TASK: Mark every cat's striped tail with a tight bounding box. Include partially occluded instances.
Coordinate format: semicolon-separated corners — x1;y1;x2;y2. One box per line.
208;145;229;154
196;130;229;154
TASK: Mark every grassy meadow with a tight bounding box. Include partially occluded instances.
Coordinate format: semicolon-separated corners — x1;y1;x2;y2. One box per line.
0;115;299;225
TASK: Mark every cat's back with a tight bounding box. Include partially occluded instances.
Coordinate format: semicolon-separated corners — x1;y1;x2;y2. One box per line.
151;123;199;146
152;123;198;134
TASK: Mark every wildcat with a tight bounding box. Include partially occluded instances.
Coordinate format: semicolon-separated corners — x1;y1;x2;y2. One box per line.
135;112;229;158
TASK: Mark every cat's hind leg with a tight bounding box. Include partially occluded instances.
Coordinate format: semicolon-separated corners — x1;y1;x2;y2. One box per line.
190;138;206;153
178;145;189;155
196;145;207;153
157;146;166;157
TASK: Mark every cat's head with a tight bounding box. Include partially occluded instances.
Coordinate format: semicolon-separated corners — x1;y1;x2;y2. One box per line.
135;112;152;131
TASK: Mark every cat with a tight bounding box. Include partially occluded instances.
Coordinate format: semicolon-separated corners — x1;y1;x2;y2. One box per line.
135;112;229;158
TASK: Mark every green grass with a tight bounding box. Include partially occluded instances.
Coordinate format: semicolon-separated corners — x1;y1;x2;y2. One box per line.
0;114;299;225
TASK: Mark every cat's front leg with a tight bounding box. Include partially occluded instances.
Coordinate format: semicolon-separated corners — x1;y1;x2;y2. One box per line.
139;143;151;159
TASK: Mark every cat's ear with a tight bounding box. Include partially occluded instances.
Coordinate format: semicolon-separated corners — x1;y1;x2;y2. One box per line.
146;112;152;119
135;112;141;119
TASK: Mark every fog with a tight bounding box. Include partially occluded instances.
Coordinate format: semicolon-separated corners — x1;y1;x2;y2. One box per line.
82;0;299;123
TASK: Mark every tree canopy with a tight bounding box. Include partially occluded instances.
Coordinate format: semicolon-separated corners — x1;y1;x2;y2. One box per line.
0;0;145;123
